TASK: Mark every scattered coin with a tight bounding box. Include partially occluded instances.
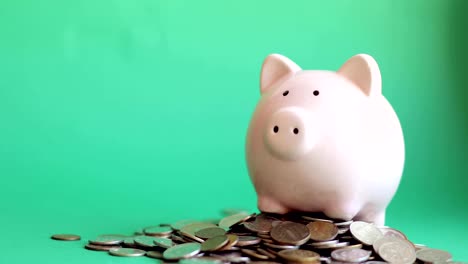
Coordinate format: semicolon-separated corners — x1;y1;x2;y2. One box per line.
220;234;238;250
307;221;339;241
51;234;81;241
109;248;146;257
416;248;453;263
134;235;156;248
241;249;269;260
219;213;253;229
146;250;164;259
153;237;175;248
270;221;310;246
171;220;199;231
85;243;121;251
89;235;124;245
278;249;320;263
236;236;261;246
201;235;229;251
196;227;227;239
331;248;371;262
65;210;458;264
163;242;201;260
378;241;416;264
350;221;383;246
144;226;173;236
180;257;223;264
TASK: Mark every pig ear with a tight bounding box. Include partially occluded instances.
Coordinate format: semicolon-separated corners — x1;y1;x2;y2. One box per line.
337;54;382;96
260;54;301;94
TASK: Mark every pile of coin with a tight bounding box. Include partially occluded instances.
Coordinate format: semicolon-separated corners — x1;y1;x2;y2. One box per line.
52;210;464;263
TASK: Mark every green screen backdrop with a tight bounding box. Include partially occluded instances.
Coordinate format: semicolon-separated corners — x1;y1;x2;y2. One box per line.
1;0;467;262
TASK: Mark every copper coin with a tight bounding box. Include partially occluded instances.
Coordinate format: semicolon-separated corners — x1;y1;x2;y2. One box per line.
85;243;121;251
278;249;320;262
236;236;261;246
270;221;310;246
201;235;229;251
195;227;227;239
51;234;81;241
241;249;269;260
307;221;339;241
257;248;276;259
243;214;278;234
331;248;371;262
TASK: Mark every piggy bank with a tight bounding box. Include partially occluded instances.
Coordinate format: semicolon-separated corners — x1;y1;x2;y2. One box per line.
245;53;405;225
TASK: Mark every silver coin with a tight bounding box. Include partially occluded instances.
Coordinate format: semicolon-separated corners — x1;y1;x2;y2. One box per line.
373;236;402;253
179;258;223;264
314;241;350;249
218;213;253;229
144;226;173;236
171;220;199;231
153;237;174;248
335;220;354;227
134;235;156;248
146;251;164;259
263;242;299;249
163;242;201;260
109;248;146;257
350;221;383;246
378;241;416;264
89;235;124;245
416;248;452;263
309;240;339;246
379;227;408;240
302;216;334;223
338;228;350;234
331;248;371;263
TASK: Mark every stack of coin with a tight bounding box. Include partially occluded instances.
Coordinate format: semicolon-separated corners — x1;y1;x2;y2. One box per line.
52;210;464;263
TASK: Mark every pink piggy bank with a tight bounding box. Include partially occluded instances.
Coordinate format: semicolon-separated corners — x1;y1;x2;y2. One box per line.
245;54;404;225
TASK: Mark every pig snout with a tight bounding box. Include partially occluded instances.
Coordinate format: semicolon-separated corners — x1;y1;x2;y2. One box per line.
263;107;316;160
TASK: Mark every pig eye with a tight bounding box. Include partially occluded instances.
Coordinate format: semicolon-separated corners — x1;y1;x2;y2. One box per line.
282;90;289;96
273;126;279;133
293;128;299;134
313;90;319;96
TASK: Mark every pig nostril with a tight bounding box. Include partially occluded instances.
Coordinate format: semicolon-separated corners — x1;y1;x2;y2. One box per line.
283;90;289;96
293;128;299;134
273;126;279;133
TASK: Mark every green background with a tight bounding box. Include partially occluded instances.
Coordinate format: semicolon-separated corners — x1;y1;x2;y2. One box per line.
1;0;467;262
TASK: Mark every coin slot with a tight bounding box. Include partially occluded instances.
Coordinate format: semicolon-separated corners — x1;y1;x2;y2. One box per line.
293;128;299;134
313;90;319;96
273;126;279;133
283;90;289;96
